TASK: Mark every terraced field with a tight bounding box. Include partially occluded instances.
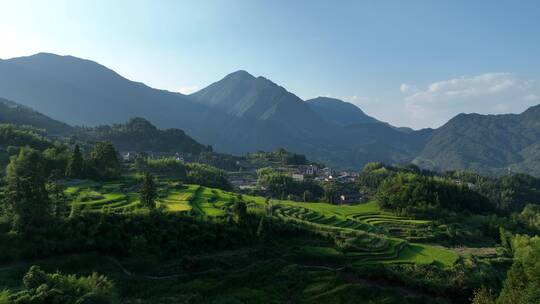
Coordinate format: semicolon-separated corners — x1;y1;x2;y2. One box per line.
63;181;458;267
157;184;199;212
65;181;139;213
181;187;459;267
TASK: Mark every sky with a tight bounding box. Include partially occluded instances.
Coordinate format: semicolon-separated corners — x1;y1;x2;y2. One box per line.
1;0;540;129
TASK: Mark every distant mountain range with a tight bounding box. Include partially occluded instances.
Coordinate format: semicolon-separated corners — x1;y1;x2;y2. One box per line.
1;53;539;176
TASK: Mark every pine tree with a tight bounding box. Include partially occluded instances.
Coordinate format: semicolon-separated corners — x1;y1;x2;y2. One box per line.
139;172;157;209
66;145;83;178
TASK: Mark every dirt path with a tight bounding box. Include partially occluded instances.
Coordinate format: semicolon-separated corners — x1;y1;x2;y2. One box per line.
109;257;448;301
298;263;451;302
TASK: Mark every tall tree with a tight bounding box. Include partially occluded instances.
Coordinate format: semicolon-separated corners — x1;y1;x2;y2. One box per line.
46;181;68;217
88;142;120;180
66;144;83;178
139;172;157;209
5;147;52;233
233;201;247;224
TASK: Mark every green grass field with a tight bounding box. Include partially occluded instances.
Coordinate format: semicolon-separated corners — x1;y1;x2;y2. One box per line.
182;187;459;267
63;180;458;268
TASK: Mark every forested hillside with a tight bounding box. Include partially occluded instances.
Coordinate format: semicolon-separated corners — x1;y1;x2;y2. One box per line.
415;105;540;176
75;117;211;154
0;97;72;135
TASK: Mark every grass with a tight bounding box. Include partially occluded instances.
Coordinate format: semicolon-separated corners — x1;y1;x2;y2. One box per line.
157;184;199;212
390;243;459;267
65;180;140;212
62;179;458;268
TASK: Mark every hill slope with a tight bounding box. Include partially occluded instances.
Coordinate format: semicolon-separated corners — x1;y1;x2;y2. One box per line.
306;97;381;126
414;105;540;176
0;97;73;135
77;117;210;154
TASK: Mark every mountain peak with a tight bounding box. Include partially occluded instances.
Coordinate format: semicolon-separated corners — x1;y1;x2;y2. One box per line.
190;68;304;120
224;70;256;80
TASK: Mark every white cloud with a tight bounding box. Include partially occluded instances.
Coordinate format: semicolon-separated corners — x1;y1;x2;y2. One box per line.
177;86;199;94
525;94;539;101
402;73;540;128
400;83;410;93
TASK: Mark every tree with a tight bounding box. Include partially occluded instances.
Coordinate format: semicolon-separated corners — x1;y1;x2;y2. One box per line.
497;235;540;304
303;190;313;202
139;172;157;209
470;286;495;304
233;201;247;224
186;163;232;190
256;217;268;243
323;182;338;204
87;142;120;180
6;265;120;303
5;147;52;233
66;144;83;178
46;181;69;217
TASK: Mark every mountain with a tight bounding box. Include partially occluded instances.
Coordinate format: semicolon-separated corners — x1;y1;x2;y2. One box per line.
188;70;431;166
0;53;430;168
0;53;274;154
77;117;210;154
0;97;73;135
189;70;330;134
305;97;381;126
414;105;540;176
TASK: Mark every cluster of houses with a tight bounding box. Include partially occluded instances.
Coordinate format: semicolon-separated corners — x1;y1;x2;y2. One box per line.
120;151;206;163
122;150;365;204
292;165;358;183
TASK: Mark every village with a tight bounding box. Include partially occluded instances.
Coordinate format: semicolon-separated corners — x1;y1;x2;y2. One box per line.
121;149;366;204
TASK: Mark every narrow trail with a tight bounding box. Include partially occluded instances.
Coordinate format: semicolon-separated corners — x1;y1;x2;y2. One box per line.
297;263;438;300
0;254;450;302
108;256;446;301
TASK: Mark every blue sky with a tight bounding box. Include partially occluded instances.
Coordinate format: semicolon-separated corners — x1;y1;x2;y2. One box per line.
1;0;539;129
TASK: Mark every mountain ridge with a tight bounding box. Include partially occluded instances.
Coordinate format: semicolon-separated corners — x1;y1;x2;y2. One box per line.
305;97;381;126
2;52;539;174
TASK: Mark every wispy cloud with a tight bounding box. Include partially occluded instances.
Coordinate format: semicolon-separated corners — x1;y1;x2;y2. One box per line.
401;73;540;127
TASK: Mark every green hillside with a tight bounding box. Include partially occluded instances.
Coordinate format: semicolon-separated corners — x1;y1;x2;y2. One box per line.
415;105;540;176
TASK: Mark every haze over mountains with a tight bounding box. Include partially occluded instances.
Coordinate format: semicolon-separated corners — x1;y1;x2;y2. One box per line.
1;52;540;176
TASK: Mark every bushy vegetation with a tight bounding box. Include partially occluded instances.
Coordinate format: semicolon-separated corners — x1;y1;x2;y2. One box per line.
136;156;187;178
0;124;52;151
445;171;540;212
186;163;232;191
248;148;309;166
2;266;118;303
376;173;492;216
75;117;210;154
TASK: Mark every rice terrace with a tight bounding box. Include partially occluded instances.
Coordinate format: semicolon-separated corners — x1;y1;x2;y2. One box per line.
1;1;540;303
65;178;459;268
